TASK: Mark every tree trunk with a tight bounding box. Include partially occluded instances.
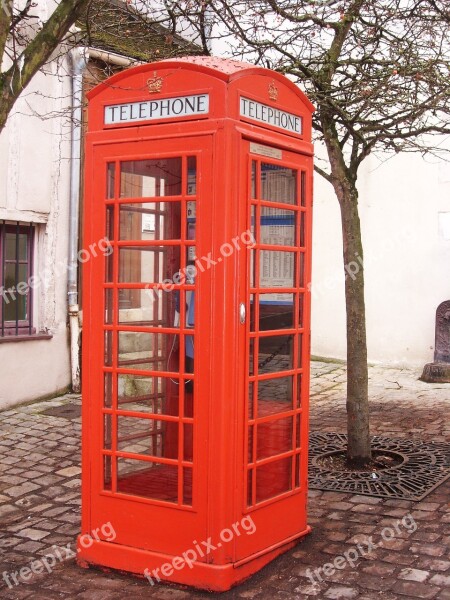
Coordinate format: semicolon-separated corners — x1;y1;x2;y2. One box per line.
337;183;371;466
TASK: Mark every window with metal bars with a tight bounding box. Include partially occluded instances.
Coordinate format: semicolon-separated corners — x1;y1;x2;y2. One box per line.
0;222;35;337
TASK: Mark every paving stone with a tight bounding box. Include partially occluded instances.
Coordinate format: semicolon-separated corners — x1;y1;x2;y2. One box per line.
414;557;450;572
361;561;396;577
398;567;430;582
4;482;40;498
349;495;382;505
323;586;359;599
0;504;20;518
409;543;447;557
16;528;50;541
14;540;45;553
392;580;440;598
429;574;450;587
55;466;82;477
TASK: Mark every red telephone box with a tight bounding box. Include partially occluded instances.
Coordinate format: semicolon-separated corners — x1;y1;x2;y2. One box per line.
78;56;314;591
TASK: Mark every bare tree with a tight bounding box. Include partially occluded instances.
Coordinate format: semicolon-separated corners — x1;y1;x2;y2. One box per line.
0;0;93;132
0;0;201;132
169;0;450;465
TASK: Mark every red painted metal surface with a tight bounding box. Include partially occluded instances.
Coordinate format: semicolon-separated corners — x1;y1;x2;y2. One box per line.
79;56;314;591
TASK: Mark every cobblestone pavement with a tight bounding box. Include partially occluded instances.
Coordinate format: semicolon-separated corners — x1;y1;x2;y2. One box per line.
0;361;449;599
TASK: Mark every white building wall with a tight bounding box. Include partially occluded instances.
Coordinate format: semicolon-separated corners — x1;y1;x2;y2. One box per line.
0;56;73;409
311;148;450;367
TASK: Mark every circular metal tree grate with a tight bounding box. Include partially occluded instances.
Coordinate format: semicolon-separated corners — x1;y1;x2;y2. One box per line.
309;432;450;501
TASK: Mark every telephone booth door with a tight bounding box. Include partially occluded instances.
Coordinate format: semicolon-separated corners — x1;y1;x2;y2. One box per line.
83;135;213;554
235;140;312;561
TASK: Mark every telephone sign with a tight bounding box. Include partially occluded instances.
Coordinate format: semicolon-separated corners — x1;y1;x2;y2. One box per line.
104;93;209;125
79;56;314;592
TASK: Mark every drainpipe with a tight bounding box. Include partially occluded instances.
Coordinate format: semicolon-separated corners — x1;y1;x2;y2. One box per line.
68;46;138;393
68;47;89;393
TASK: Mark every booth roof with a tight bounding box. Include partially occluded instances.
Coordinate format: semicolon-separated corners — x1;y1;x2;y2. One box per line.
164;56;258;75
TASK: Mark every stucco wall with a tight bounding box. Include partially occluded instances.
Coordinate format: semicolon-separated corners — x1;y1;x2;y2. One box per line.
311;147;450;367
0;56;72;409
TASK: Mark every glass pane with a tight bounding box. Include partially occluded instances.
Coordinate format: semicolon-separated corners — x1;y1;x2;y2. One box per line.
250;205;257;243
260;206;295;246
119;288;176;328
297;333;303;368
4;262;15;288
118;331;173;372
249;338;255;375
185;335;194;373
5;233;16;260
257;417;293;460
261;164;296;205
104;455;112;491
248;425;254;462
250;295;256;332
296;414;301;448
260;250;295;288
106;206;114;240
249;249;256;288
295;453;300;488
105;289;113;324
119;203;181;241
105;250;114;283
248;382;255;419
184;423;193;462
301;171;306;207
18;234;27;261
258;334;294;374
257;376;293;417
104;373;113;408
118;374;179;416
187;202;196;262
297;374;302;408
104;414;112;450
298;294;304;328
104;331;113;366
118;416;169;458
5;232;27;261
247;469;254;506
299;211;305;247
183;467;192;505
119;246;180;284
256;457;292;503
120;158;182;198
251;161;256;199
107;163;115;198
299;252;305;287
187;157;197;195
117;458;178;503
3;264;28;321
258;294;295;331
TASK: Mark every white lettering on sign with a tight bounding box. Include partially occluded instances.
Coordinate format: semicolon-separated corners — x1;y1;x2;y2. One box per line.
240;97;302;135
104;94;209;125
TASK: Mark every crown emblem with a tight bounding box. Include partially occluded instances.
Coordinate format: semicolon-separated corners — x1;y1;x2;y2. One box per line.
268;81;278;101
147;73;163;94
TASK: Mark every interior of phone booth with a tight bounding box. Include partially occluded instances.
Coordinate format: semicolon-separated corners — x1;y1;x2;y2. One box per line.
104;156;196;504
103;155;303;505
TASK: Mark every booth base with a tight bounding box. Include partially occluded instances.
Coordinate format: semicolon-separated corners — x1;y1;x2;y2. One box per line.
76;527;311;592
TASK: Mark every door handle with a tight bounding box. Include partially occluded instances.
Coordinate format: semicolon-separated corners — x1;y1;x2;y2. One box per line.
239;303;246;324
